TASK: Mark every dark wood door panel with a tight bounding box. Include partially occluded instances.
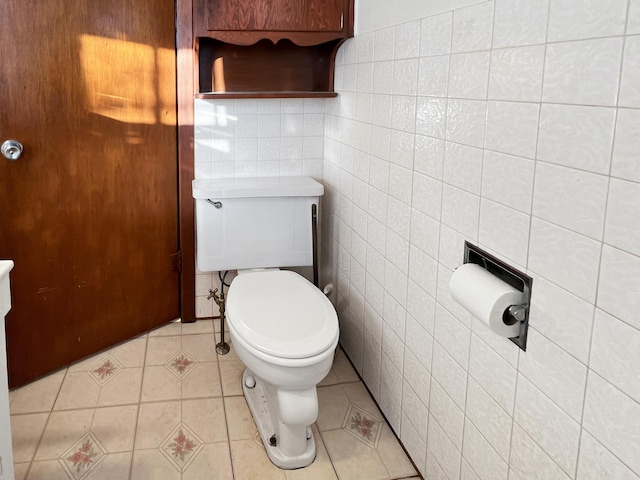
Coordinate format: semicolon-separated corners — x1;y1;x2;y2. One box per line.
0;0;180;387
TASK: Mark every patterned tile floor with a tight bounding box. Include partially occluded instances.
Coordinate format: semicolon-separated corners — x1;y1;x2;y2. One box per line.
9;319;419;480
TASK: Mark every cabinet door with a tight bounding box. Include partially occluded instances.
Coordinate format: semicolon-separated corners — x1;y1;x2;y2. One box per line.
206;0;344;32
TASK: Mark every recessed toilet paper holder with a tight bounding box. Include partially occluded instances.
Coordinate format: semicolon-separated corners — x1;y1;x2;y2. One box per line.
463;242;532;351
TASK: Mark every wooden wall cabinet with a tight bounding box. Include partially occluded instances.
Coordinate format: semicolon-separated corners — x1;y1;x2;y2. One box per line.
194;0;354;97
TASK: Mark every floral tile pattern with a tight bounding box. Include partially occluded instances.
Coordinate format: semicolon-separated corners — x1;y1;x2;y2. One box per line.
160;422;204;472
59;432;107;480
341;404;383;449
164;351;197;379
88;356;124;386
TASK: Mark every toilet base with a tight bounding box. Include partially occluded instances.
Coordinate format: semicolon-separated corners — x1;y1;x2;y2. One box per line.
242;369;316;469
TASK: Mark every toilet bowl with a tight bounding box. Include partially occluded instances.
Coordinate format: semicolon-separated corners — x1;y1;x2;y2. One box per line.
226;269;339;469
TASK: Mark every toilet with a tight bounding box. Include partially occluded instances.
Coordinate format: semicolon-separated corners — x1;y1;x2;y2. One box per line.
192;176;339;469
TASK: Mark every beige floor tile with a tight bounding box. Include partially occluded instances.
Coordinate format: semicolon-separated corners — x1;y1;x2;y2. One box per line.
285;427;338;480
332;349;360;384
183;442;234;480
10;370;65;414
322;429;390;480
34;408;94;461
224;396;257;441
145;335;181;365
148;320;182;337
183;397;228;444
140;365;181;403
13;462;29;480
318;368;340;387
182;333;217;362
182;362;222;399
10;413;49;463
181;319;215;335
25;459;70;480
134;401;181;450
230;439;286;480
67;351;107;373
131;449;181;480
219;360;245;397
376;426;418;478
342;382;380;416
97;367;143;407
85;451;133;480
317;385;351;432
92;405;138;453
109;336;147;367
215;332;240;362
53;372;101;411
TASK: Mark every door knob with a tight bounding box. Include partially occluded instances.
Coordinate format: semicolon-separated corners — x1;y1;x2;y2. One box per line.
2;139;23;160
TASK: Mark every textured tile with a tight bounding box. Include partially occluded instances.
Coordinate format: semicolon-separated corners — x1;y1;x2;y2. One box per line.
542;38;623;106
427;415;461;480
485;101;540;159
514;376;581;475
462;420;508;480
492;0;549;48
10;370;65;414
481;151;535;214
479;199;530;267
577;430;640;480
532;162;609;241
488;45;545;102
510;424;572;480
597;246;640;329
466;378;512;461
604;178;640;256
446;99;487;148
468;335;516;413
612;108;640;183
547;0;627;41
583;373;640;474
429;380;464;450
10;413;49;463
443;142;483;195
528;218;602;303
590;309;640;404
447;52;490;100
451;1;494;53
420;13;453;57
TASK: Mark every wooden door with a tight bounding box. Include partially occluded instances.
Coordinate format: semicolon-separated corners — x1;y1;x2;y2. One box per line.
0;0;181;387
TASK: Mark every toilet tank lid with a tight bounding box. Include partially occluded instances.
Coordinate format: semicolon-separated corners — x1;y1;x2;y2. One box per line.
192;176;324;199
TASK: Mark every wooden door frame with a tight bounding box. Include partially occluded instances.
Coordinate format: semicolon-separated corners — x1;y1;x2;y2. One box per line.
177;0;196;323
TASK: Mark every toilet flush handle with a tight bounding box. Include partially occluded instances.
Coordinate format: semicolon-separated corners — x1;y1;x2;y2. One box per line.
206;199;222;208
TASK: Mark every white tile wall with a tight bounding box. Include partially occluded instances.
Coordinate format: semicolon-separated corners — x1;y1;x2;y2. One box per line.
191;1;640;477
319;1;640;478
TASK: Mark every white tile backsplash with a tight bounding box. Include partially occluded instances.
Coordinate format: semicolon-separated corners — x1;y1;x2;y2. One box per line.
193;2;640;478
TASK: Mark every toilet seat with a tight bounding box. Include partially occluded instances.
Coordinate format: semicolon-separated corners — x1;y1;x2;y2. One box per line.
226;270;339;361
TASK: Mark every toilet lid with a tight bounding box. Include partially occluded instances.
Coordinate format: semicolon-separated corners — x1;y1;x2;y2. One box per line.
226;270;339;359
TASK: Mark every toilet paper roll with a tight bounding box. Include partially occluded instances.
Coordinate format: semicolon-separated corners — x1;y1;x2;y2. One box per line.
449;263;524;338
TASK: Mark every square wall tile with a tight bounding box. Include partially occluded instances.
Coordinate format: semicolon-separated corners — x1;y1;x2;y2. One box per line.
532;162;609;241
537;104;616;174
577;431;640;480
446;99;487;148
597;245;640;330
590;309;640;404
620;36;640;108
418;56;449;97
542;37;623;106
492;0;549;48
479;199;530;267
443;142;483;194
462;420;508;480
420;13;453;57
612;108;640;183
583;373;640;475
451;1;494;53
447;52;490;100
547;0;627;42
485;101;539;159
488;46;545;102
629;0;640;34
528;218;602;303
604;178;640;256
481;151;534;214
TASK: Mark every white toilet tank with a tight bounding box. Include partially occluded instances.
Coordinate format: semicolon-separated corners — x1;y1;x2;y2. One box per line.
192;176;324;272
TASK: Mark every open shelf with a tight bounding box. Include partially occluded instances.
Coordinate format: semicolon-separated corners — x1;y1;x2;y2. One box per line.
196;38;343;96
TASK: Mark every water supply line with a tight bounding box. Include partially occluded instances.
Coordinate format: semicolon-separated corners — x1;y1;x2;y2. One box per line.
208;270;231;355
